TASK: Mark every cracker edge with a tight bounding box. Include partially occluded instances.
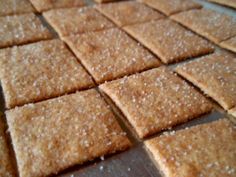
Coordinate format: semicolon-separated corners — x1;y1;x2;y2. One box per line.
175;66;232;110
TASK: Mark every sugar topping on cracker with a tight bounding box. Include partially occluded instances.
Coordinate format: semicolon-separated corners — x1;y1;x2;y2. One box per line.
0;13;52;48
220;36;236;53
0;116;15;177
208;0;236;9
176;51;236;110
171;9;236;43
124;19;214;64
63;28;161;84
0;39;94;108
0;0;35;16
100;67;212;138
145;119;236;177
140;0;202;16
43;7;115;37
6;89;131;177
96;1;164;27
29;0;85;12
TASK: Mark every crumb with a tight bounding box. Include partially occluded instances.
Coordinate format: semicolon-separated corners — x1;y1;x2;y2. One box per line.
100;165;104;171
100;156;105;161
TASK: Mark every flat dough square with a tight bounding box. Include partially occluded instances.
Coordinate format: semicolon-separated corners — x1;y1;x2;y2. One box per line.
6;89;131;177
94;0;118;3
99;67;212;138
63;28;161;84
0;0;35;16
29;0;85;12
43;7;115;37
95;1;164;27
0;117;15;177
0;39;94;109
220;36;236;53
124;19;214;64
229;107;236;117
209;0;236;9
0;13;53;48
139;0;202;16
145;119;236;177
175;51;236;110
171;9;236;43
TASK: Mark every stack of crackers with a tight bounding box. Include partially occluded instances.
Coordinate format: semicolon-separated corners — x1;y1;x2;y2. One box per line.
0;0;235;177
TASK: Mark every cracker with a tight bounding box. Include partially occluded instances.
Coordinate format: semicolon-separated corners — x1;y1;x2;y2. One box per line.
0;117;15;177
175;51;236;110
220;36;236;53
209;0;236;9
43;7;115;37
99;67;212;138
0;13;52;48
145;118;236;177
95;1;164;27
171;9;236;43
139;0;202;16
124;19;214;64
29;0;85;12
0;39;94;109
63;28;161;84
0;0;35;16
6;89;131;177
229;107;236;117
94;0;118;3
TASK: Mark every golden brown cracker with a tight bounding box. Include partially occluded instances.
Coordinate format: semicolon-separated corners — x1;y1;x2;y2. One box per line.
176;51;236;110
0;39;94;109
43;7;115;37
6;89;131;177
209;0;236;9
0;116;15;177
124;19;214;64
145;119;236;177
0;13;52;48
140;0;202;16
0;0;35;16
229;107;236;117
63;28;161;84
99;67;212;138
96;1;164;27
29;0;85;12
171;9;236;43
220;36;236;53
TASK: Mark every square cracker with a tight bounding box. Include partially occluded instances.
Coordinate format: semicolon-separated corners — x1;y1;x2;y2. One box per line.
209;0;236;9
94;0;118;3
139;0;202;16
175;51;236;110
171;9;236;43
0;117;15;177
95;1;164;27
6;89;131;177
0;13;53;48
220;36;236;53
0;0;35;16
99;67;212;138
124;19;214;64
145;119;236;177
63;28;161;84
43;7;115;37
29;0;85;12
0;39;94;109
229;107;236;117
